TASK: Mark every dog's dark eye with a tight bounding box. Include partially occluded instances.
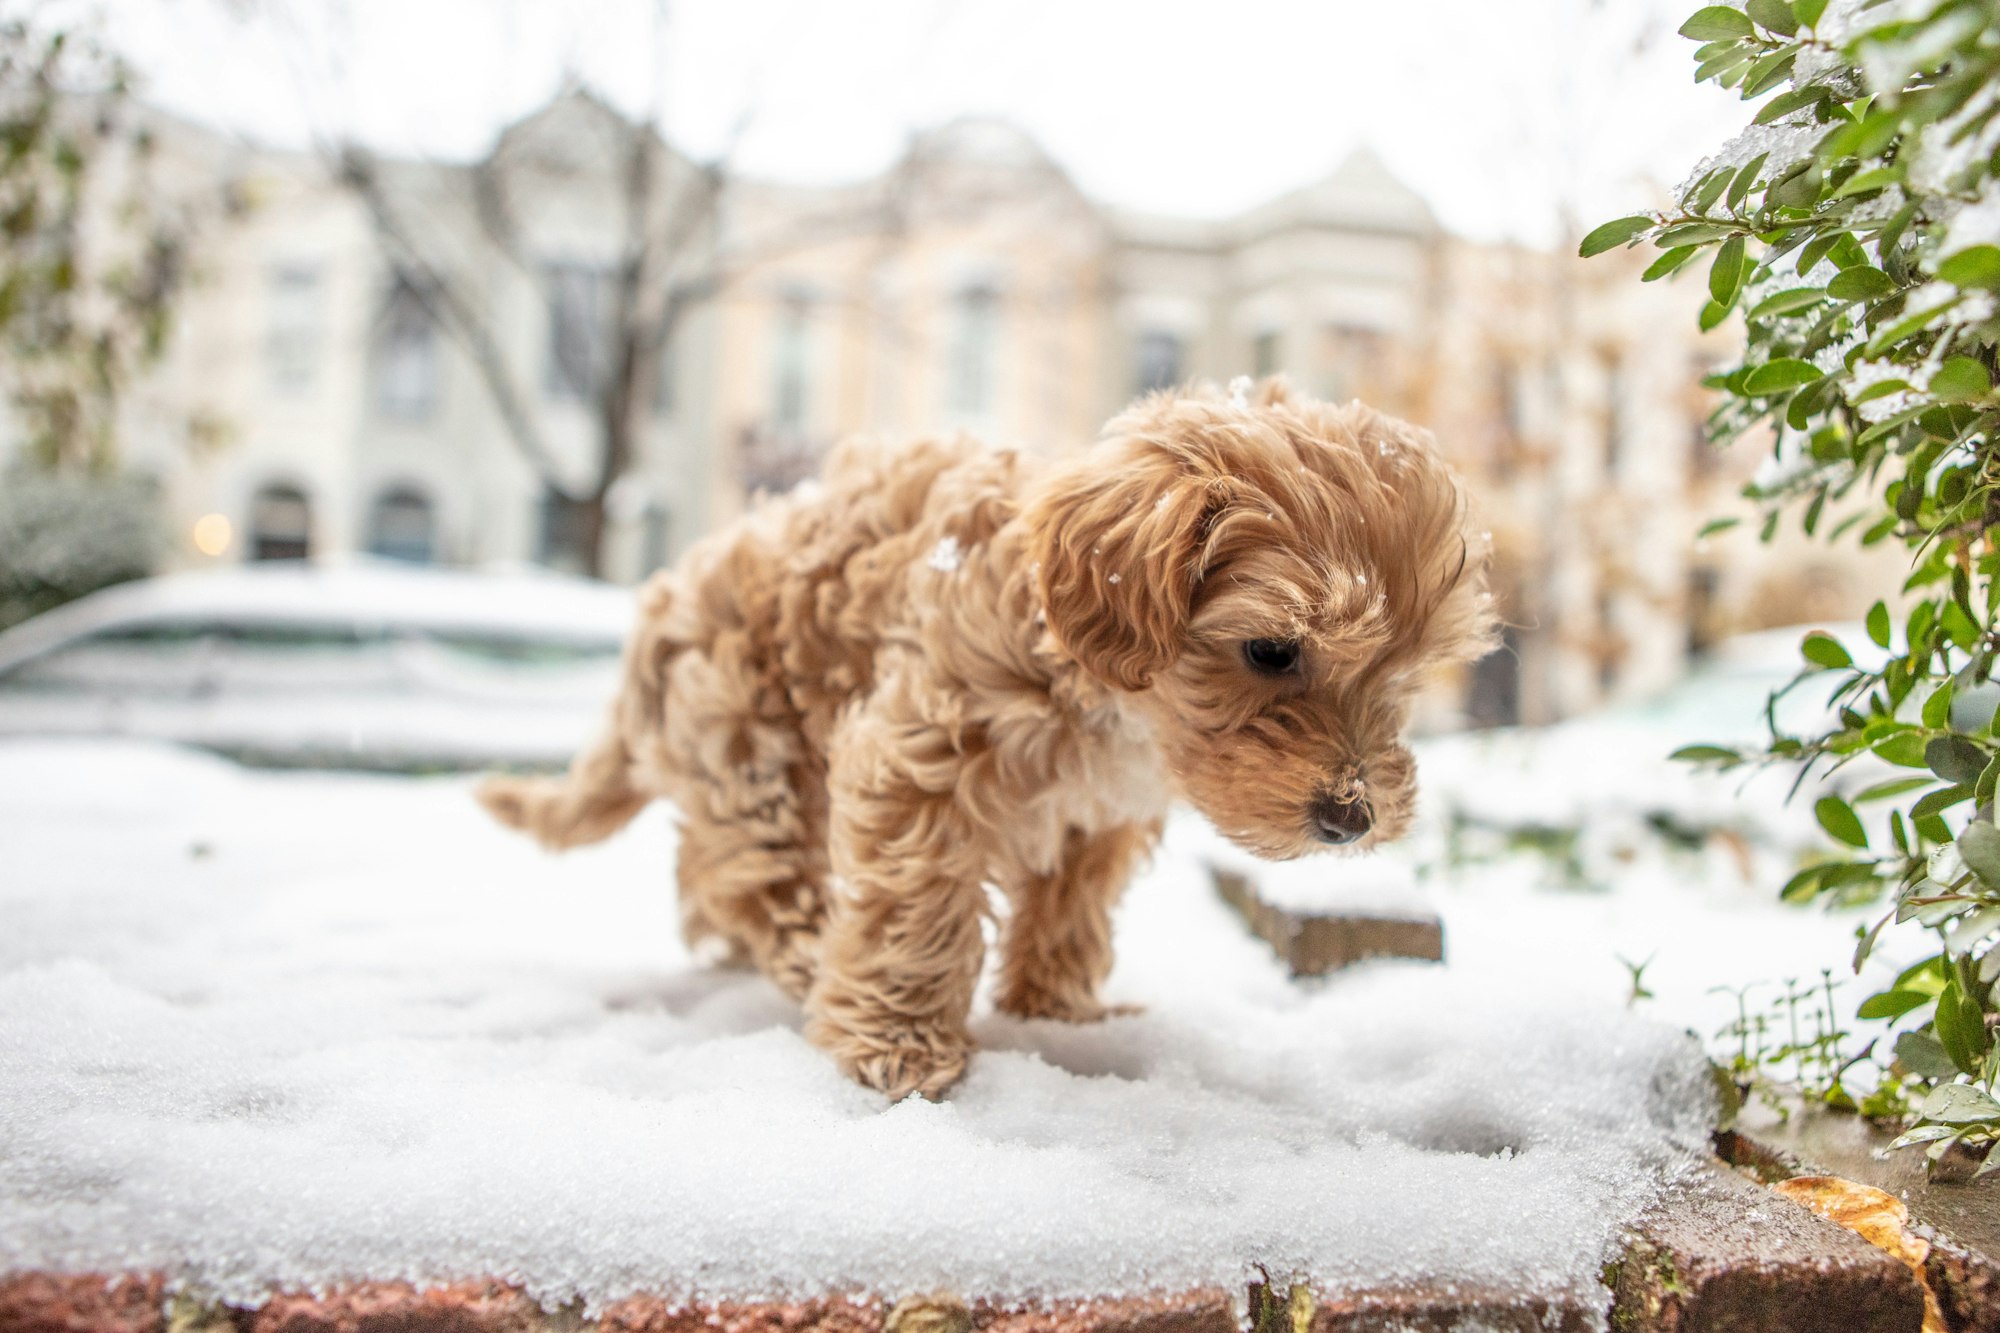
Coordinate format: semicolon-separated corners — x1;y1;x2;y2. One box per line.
1242;639;1301;675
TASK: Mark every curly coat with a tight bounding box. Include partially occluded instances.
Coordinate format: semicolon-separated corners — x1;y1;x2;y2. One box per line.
479;379;1497;1099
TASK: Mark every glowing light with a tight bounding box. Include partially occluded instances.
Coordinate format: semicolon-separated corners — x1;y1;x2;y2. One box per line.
192;513;233;557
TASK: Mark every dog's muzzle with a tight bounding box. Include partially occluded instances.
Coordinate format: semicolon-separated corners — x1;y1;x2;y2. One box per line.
1309;792;1373;846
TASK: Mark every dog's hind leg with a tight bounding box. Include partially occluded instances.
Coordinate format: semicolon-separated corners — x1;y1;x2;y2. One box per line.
994;821;1159;1022
659;639;831;1000
670;787;828;1002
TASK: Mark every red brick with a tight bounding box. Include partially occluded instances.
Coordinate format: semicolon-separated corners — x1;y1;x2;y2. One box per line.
976;1291;1235;1333
243;1281;546;1333
596;1297;883;1333
0;1272;168;1333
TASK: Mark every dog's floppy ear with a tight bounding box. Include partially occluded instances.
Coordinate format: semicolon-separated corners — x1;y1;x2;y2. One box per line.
1022;436;1220;691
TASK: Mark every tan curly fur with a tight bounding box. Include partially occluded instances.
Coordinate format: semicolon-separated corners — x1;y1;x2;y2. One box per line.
479;378;1498;1100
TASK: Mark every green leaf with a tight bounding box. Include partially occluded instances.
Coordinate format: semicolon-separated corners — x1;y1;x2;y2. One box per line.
1943;601;1981;652
1980;755;2000;807
1691;166;1734;214
1797;232;1842;276
1928;736;1988;786
1709;234;1748;307
1795;0;1827;27
1826;266;1897;301
1727;152;1770;209
1896;1030;1961;1079
1867;600;1891;648
1671;744;1742;765
1748;286;1825;320
1656;221;1740;247
1931;357;1992;403
1958;819;2000;886
1770;162;1823;208
1853;377;1912;404
1924;681;1957;730
1699;298;1731;332
1745;358;1823;394
1891;1124;1963;1149
1643;245;1700;281
1831;165;1903;199
1911;785;1973;820
1868;298;1962;355
1580;215;1654;258
1896;956;1948;991
1935;981;1991;1076
1680;5;1754;39
1920;1081;2000;1124
1697;516;1741;538
1875;732;1932;767
1855;775;1935;803
1747;0;1797;34
1740;48;1797;98
1801;630;1853;668
1697;46;1757;83
1780;863;1828;902
1816;794;1869;848
1858;988;1934;1020
1755;86;1820;125
1938;244;2000;291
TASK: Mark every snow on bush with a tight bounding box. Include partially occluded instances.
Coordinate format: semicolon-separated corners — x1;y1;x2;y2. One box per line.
0;471;160;629
0;739;1728;1315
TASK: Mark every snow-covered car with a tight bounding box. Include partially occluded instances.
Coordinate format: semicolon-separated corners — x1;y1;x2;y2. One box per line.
0;561;632;770
1404;624;1885;891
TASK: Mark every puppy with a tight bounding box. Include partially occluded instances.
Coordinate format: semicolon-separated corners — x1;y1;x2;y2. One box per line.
479;378;1497;1099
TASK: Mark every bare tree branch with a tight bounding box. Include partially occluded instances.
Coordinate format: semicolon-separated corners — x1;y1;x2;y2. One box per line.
336;145;576;496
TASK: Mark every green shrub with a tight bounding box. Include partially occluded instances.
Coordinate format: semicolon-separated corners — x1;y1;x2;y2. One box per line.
1585;0;2000;1169
0;470;159;628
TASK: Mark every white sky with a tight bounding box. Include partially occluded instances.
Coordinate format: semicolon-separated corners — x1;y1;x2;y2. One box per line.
89;0;1747;246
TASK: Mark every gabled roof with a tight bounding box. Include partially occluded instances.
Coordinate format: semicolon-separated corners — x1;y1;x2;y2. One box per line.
1232;146;1438;239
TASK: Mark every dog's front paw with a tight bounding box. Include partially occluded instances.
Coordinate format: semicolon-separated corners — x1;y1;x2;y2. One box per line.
848;1042;969;1102
995;987;1141;1024
806;1008;973;1101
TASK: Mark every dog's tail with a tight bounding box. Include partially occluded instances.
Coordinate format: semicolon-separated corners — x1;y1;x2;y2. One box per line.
477;724;650;851
478;577;679;851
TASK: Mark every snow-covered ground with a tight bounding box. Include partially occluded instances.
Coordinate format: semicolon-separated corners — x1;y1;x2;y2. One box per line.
0;720;1928;1318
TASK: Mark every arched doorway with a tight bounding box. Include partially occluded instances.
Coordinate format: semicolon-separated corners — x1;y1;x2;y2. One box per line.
248;483;312;562
366;485;436;564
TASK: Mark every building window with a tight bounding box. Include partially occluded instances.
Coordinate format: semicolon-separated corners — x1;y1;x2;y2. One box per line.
1252;329;1281;378
771;293;813;431
947;284;1000;418
248;483;312;561
538;489;591;574
1134;329;1183;394
374;280;439;420
266;265;323;393
546;263;609;402
365;485;436;564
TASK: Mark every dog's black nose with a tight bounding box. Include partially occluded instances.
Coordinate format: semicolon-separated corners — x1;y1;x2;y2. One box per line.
1310;794;1372;845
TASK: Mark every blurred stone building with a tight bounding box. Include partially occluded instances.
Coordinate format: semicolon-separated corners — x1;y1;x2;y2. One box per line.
29;93;1902;726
